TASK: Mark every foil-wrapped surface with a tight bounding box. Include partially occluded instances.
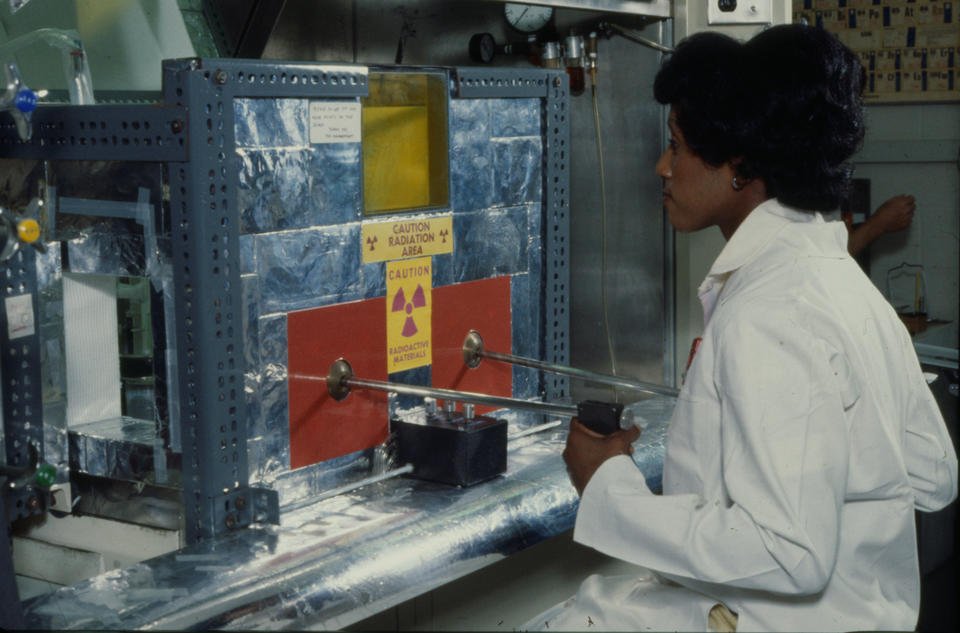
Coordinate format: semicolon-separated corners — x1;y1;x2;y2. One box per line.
10;88;558;617
64;231;146;277
234;90;549;509
68;417;181;484
40;179;176;477
36;241;69;472
23;396;673;631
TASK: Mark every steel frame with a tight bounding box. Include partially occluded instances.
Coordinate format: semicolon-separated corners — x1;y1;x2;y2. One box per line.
0;105;187;521
0;60;569;541
456;67;571;402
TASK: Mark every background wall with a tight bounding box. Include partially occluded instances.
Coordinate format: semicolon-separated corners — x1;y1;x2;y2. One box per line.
856;103;960;350
674;102;960;383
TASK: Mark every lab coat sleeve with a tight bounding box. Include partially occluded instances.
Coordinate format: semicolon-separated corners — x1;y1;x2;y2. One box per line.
902;351;958;512
575;308;848;596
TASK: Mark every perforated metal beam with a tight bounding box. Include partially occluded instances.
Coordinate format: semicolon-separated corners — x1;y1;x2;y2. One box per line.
0;105;188;161
455;67;571;402
162;58;370;543
1;247;44;473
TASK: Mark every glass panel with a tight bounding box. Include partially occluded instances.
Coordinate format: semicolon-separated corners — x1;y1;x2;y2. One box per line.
362;72;449;215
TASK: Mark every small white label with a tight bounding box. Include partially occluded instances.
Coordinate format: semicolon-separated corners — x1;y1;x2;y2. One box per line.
6;294;35;340
309;101;362;144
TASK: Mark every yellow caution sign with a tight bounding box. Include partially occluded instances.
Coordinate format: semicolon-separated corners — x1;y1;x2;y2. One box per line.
362;216;453;263
386;257;432;374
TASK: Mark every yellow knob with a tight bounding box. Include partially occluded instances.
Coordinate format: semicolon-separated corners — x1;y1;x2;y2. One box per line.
17;218;40;243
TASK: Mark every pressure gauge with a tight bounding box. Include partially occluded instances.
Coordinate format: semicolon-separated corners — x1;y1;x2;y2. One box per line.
504;3;554;33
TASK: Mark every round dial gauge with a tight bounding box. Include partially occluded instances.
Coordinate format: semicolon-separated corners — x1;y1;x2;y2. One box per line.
504;3;554;33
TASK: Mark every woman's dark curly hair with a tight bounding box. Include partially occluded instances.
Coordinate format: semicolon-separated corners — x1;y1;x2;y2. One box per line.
654;24;866;211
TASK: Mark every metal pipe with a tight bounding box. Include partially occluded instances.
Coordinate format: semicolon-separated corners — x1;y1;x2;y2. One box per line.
462;330;680;397
605;23;675;54
327;359;578;419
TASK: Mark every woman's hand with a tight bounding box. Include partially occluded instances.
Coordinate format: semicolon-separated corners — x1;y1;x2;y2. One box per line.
563;419;641;496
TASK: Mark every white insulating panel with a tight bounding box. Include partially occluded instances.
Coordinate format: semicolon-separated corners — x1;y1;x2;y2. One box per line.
63;273;121;427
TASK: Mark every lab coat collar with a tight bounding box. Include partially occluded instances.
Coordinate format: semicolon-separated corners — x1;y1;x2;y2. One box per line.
697;198;829;324
710;198;825;276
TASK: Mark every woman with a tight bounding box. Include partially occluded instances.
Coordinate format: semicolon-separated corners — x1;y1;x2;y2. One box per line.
528;24;957;632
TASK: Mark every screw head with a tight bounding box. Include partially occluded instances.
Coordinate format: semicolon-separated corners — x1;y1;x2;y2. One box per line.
553;76;562;88
171;119;184;134
214;70;228;85
225;513;237;529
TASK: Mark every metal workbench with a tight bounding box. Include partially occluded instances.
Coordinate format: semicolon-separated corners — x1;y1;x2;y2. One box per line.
22;395;673;630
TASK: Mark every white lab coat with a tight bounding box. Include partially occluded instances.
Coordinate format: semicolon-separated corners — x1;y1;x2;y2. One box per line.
526;199;958;632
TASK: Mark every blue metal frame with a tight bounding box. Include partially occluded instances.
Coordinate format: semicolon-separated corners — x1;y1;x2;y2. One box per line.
455;67;571;402
0;246;43;471
0;60;570;542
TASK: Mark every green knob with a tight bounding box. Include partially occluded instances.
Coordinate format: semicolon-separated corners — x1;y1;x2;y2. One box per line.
34;463;56;488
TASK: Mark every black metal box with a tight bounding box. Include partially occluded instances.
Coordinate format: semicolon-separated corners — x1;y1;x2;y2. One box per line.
392;414;507;487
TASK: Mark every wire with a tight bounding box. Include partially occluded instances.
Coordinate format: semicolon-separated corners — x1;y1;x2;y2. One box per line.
593;76;620;402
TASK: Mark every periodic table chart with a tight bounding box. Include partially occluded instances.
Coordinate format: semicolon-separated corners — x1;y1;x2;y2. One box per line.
793;0;959;102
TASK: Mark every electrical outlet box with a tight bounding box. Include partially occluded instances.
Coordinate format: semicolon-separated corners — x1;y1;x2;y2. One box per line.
708;0;773;25
674;0;789;42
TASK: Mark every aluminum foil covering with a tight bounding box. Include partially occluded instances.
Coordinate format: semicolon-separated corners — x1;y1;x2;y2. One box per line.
511;260;542;401
449;97;541;213
450;98;494;212
263;446;378;508
453;206;528;283
237;144;361;234
234;98;309;149
236;89;547;510
254;224;364;314
35;241;69;472
22;396;674;631
493;136;542;208
361;260;386;299
491;98;541;138
239;234;256;275
68;416;179;483
64;230;146;277
237;148;312;234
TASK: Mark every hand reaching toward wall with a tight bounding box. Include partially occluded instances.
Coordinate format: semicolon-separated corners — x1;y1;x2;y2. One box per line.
847;194;916;257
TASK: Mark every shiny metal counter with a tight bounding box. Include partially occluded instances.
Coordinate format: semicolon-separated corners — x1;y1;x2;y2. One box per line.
22;396;674;631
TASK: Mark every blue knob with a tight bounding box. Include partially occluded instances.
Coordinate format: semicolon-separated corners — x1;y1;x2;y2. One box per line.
15;88;37;113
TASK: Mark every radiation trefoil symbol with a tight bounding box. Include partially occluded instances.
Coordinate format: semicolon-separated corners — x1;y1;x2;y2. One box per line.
391;284;426;337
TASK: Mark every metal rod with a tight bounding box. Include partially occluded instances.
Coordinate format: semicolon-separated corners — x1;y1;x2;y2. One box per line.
327;359;578;418
280;464;415;513
462;331;680;397
606;23;675;54
347;376;578;418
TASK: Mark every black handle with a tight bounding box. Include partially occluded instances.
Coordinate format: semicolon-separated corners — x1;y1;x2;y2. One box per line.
576;399;624;435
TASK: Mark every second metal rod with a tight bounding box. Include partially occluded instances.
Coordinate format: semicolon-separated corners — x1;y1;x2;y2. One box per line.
462;330;680;397
327;359;578;419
